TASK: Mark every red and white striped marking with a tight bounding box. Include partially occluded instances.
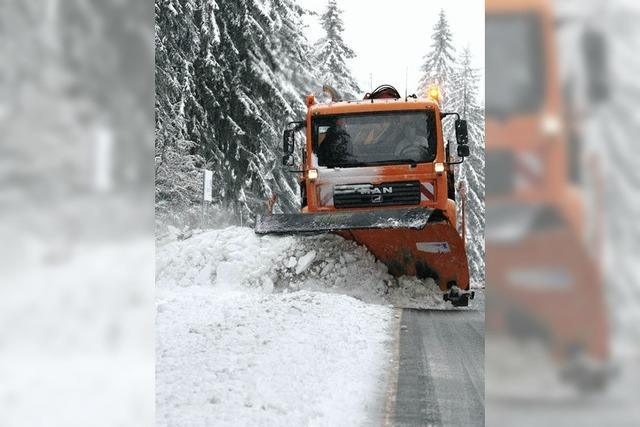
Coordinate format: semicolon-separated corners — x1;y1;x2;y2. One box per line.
420;182;435;202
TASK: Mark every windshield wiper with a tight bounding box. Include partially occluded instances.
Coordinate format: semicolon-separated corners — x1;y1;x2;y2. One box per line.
367;159;419;167
326;161;368;168
324;159;420;168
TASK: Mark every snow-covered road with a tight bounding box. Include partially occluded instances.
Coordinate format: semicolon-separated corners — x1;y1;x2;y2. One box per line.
156;226;476;425
156;288;394;426
157;227;398;426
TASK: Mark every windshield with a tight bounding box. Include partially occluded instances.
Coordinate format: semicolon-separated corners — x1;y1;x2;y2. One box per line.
313;110;437;168
486;13;544;117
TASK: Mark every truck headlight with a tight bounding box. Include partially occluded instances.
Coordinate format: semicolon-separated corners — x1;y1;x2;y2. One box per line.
307;169;318;180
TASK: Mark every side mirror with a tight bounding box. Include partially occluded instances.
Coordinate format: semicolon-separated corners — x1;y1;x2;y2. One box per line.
282;129;295;166
455;119;468;145
283;129;295;154
282;154;294;167
457;144;470;158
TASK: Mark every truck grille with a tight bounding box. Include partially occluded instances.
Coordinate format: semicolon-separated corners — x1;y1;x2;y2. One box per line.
333;181;421;208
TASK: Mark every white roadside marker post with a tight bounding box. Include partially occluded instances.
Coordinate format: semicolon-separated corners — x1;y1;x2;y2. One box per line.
203;169;213;229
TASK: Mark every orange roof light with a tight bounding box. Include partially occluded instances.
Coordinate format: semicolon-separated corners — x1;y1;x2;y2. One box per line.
427;84;440;102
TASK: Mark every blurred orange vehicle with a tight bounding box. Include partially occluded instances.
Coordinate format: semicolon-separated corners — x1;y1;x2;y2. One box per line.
256;84;474;306
485;0;612;389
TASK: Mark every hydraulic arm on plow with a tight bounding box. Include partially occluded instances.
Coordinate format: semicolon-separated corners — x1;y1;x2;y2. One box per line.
255;85;473;306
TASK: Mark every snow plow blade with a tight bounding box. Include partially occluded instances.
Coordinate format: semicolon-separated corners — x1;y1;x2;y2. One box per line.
255;206;470;302
255;207;434;235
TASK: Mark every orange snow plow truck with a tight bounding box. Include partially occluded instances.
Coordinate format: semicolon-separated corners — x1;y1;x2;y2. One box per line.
255;84;474;306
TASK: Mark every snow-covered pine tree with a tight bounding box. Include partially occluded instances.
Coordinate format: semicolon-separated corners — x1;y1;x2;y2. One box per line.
243;0;318;216
313;0;360;100
155;0;317;226
207;0;316;220
451;47;485;287
417;9;457;110
155;0;206;224
269;1;318;209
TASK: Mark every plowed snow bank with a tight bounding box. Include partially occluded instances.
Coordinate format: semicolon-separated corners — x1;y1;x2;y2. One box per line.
156;226;449;309
156;227;404;426
156;289;393;426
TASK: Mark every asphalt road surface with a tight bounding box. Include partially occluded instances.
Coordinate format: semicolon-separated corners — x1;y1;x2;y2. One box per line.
387;308;485;426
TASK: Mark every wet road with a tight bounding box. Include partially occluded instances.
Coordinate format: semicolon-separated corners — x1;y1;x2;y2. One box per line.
387;309;485;426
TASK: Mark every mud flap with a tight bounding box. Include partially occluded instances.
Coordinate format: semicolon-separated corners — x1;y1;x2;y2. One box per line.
255;207;435;235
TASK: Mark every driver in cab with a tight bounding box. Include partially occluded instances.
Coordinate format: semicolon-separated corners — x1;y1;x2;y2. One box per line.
317;118;354;166
393;116;430;162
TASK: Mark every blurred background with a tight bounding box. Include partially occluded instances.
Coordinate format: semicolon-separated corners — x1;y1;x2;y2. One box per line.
485;0;640;425
0;1;154;425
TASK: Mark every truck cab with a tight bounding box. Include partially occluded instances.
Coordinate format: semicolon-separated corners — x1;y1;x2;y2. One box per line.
262;85;474;305
299;97;458;220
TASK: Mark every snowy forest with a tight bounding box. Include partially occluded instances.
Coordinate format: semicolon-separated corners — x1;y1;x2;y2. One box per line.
155;1;484;284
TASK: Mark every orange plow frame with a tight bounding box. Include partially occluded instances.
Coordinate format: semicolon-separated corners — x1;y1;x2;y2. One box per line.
339;219;469;291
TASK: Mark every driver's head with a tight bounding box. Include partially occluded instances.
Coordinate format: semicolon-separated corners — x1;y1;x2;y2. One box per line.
402;123;417;139
329;118;347;134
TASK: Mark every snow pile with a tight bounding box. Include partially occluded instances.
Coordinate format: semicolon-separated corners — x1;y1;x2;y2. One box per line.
156;227;295;292
156;289;393;426
276;233;449;310
157;226;451;309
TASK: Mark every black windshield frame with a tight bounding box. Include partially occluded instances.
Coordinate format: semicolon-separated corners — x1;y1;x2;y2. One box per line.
312;110;438;168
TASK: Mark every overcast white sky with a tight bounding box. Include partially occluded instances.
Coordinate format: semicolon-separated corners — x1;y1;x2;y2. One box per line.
296;0;484;102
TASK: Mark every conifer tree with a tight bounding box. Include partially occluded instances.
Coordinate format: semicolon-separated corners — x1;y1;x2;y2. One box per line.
155;0;207;222
313;0;360;100
155;0;317;224
417;9;456;109
206;0;315;219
